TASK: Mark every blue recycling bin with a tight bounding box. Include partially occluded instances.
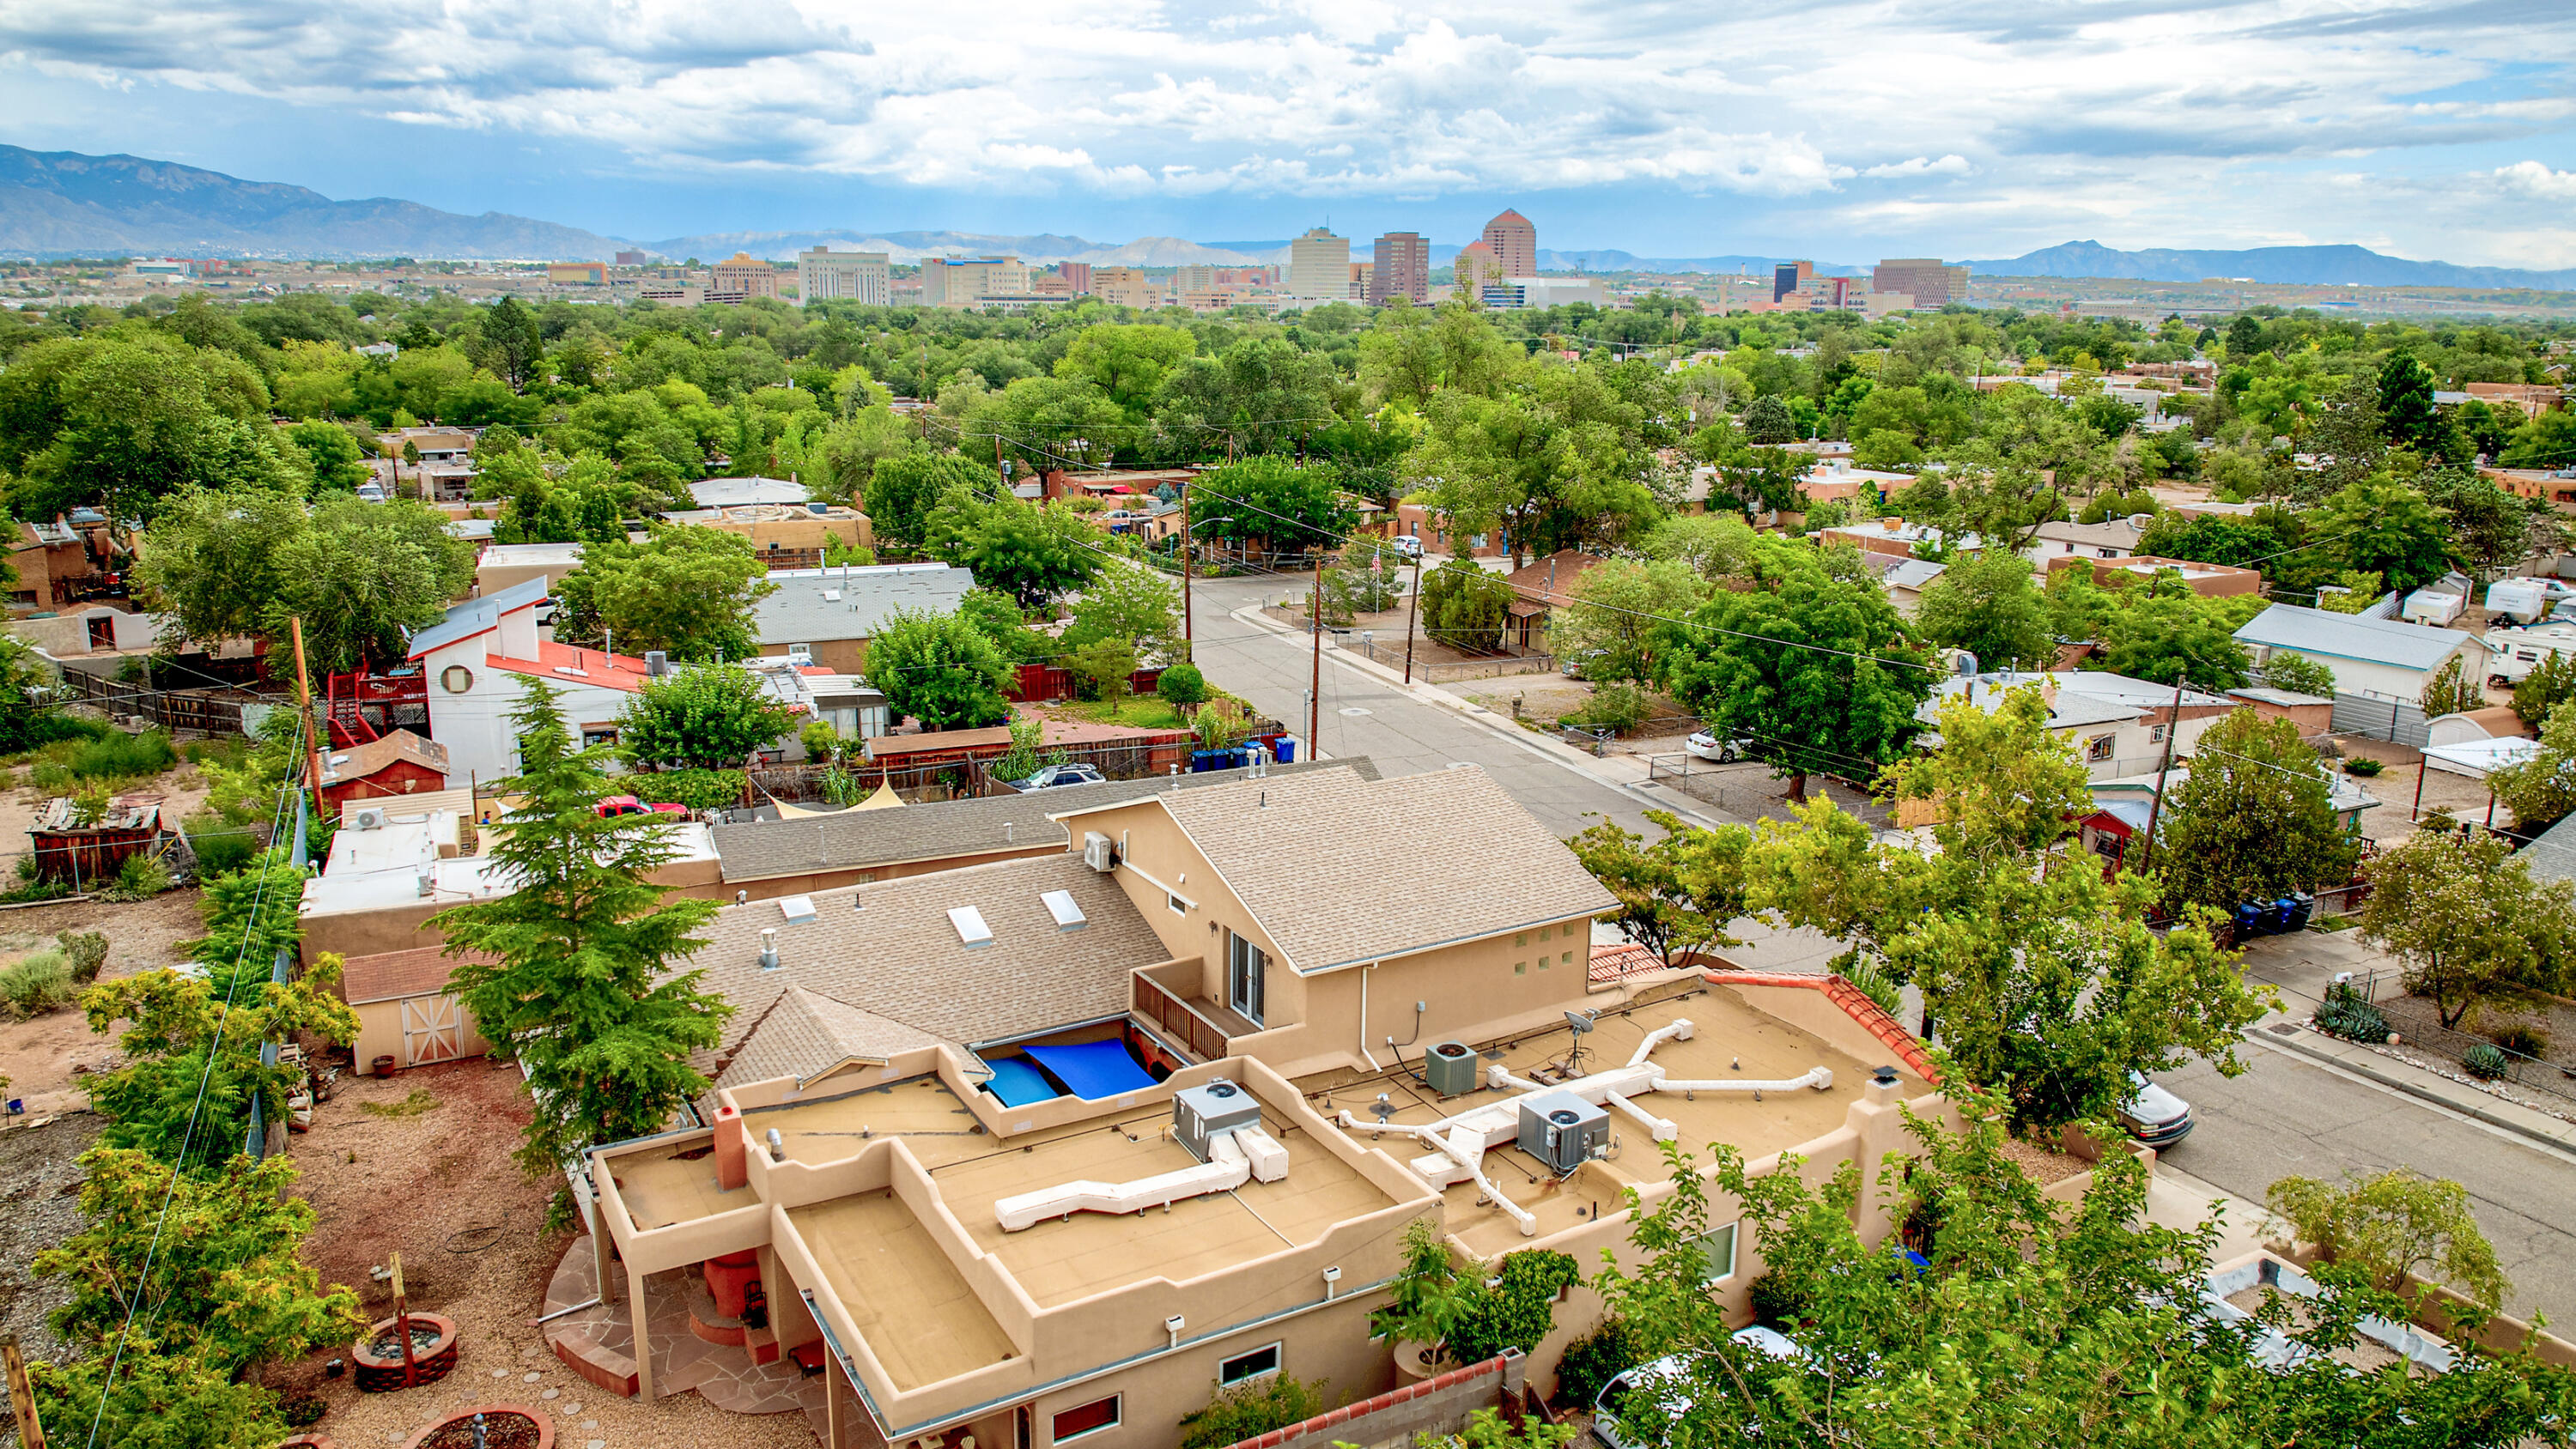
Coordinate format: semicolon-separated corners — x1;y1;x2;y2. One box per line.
2283;892;2315;931
1273;737;1295;764
2233;901;2269;937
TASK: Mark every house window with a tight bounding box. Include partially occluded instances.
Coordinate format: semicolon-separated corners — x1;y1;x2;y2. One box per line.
2098;548;2117;559
1538;925;1552;942
2149;724;2166;743
1228;930;1267;1027
1561;950;1575;968
2087;735;2116;762
1219;1344;1281;1386
583;726;620;748
1167;892;1188;916
1516;932;1528;948
1052;1395;1120;1443
2092;833;2123;859
787;642;813;662
1515;961;1527;975
1699;1222;1739;1284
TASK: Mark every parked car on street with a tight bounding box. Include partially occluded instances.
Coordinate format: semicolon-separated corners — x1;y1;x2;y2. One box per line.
595;795;688;819
1391;534;1424;559
1011;762;1108;791
2118;1072;2195;1149
355;482;388;504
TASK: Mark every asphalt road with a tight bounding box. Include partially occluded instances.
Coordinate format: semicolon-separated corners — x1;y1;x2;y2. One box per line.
1182;573;1675;840
2155;1038;2576;1326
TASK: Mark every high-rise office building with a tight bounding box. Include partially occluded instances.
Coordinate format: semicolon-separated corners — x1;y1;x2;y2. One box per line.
1057;261;1093;294
1454;241;1503;294
920;257;1030;308
1369;232;1430;306
796;247;890;306
1771;260;1815;302
1286;227;1350;301
710;252;781;301
1870;258;1970;308
1479;209;1536;278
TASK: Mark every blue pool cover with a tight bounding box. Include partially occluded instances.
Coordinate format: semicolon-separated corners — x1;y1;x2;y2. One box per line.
1023;1040;1158;1100
981;1056;1059;1107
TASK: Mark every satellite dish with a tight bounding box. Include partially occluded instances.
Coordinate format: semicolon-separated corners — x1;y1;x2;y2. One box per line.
1564;1011;1595;1035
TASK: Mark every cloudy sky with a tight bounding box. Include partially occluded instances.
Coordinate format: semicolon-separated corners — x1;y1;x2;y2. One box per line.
1;0;2570;264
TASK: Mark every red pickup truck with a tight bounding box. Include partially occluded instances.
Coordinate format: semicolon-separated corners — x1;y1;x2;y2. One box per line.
594;795;689;819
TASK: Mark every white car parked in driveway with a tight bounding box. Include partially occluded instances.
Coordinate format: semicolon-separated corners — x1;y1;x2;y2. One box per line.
1684;731;1747;763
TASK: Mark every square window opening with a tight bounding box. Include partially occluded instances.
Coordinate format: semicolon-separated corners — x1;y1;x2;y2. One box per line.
1053;1395;1121;1443
1700;1222;1739;1285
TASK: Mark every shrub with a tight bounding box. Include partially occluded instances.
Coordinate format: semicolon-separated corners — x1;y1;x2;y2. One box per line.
1565;682;1651;736
1836;951;1905;1020
1445;1248;1583;1366
66;729;179;781
1157;663;1209;711
2343;756;2385;777
1176;1373;1327;1449
2312;983;2391;1043
637;767;748;814
56;931;107;985
1068;638;1139;701
186;820;262;878
1552;1317;1641;1409
0;953;74;1019
2488;1019;2550;1058
280;1397;327;1429
799;719;843;764
99;852;172;902
2462;1043;2510;1080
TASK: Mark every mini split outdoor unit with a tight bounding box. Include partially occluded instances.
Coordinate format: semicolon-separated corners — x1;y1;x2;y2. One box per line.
1082;832;1115;872
1516;1091;1609;1175
1173;1078;1262;1163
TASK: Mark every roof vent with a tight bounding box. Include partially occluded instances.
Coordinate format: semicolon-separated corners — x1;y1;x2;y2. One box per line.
779;894;817;925
759;927;781;971
1042;889;1086;931
949;906;994;948
823;590;841;602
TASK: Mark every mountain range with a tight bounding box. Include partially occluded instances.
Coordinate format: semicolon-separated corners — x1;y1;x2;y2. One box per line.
2;143;2569;292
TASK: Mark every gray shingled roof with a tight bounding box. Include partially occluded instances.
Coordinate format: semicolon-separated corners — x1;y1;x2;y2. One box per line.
713;986;949;1094
683;852;1172;1082
2234;603;2482;673
750;564;975;647
407;575;549;658
2523;811;2576;888
709;757;1374;882
1128;765;1618;976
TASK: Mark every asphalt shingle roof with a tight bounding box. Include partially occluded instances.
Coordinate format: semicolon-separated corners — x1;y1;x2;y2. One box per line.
2233;603;2482;673
751;563;975;647
709;758;1372;882
1134;765;1618;975
712;985;949;1093
683;852;1172;1082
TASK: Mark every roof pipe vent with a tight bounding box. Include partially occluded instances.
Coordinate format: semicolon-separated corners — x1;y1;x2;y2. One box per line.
759;927;781;971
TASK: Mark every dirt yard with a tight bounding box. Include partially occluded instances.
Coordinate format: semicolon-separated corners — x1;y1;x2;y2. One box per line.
277;1060;820;1449
0;888;211;1116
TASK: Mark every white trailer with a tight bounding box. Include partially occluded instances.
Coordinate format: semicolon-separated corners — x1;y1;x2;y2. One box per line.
2483;622;2576;684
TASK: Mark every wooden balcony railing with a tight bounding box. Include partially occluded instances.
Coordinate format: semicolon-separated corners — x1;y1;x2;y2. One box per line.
1133;971;1231;1062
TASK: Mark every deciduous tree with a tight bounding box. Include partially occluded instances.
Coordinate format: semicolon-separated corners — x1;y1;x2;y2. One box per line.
552;526;776;664
621;663;803;769
2155;708;2360;909
1545;558;1705;685
868;608;1014;730
1912;550;2056;671
2268;1168;2508;1310
2360;824;2576;1028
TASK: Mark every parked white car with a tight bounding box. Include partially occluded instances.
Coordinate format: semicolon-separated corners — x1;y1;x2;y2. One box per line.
1685;731;1748;763
1391;534;1424;559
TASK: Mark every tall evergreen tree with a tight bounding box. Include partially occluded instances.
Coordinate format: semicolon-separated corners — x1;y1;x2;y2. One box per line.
437;681;732;1176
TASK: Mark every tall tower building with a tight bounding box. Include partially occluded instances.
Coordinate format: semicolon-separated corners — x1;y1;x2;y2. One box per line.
1369;232;1430;306
1480;209;1537;278
796;247;890;306
1286;227;1350;301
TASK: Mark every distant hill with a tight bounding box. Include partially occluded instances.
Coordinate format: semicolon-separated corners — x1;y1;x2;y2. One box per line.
1966;239;2576;292
647;229;1265;268
0;144;626;260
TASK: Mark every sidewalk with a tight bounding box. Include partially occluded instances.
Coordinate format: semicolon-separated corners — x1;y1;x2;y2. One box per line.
2231;931;2576;1155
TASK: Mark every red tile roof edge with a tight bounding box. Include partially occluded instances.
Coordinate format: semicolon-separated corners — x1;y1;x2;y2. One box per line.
1699;969;1942;1084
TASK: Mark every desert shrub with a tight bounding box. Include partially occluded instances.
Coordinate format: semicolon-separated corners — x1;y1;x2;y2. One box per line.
2344;756;2385;777
1176;1373;1327;1449
2462;1043;2510;1080
98;852;172;902
2488;1018;2551;1058
66;730;179;781
2312;982;2391;1043
1552;1317;1641;1409
0;953;74;1019
186;818;263;878
56;931;107;985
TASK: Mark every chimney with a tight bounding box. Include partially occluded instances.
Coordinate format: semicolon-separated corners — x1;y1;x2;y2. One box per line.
714;1102;748;1189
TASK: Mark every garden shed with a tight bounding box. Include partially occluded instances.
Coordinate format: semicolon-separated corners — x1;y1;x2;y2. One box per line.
26;793;168;886
340;945;496;1074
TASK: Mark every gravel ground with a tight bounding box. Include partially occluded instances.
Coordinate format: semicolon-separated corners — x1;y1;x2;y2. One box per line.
280;1058;819;1449
0;888;215;1116
0;1111;104;1373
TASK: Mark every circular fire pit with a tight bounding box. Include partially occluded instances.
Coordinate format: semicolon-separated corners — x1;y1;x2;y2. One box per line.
399;1405;552;1449
350;1312;459;1392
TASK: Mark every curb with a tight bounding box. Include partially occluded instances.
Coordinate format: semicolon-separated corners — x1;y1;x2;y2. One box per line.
2255;1026;2576;1157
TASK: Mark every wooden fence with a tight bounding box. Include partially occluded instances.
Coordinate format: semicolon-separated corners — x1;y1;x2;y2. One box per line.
52;666;267;736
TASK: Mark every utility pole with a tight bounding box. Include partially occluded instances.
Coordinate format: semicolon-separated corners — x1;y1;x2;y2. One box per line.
2138;669;2190;874
1402;547;1424;684
289;617;325;820
2;1334;43;1449
1308;550;1324;757
1180;482;1193;652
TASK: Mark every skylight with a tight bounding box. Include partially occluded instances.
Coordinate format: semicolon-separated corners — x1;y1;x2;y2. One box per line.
1041;889;1086;931
949;906;993;948
779;894;817;925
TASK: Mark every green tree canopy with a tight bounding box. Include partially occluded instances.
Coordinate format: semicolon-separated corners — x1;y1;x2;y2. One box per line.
1658;550;1934;801
1189;454;1355;556
621;663;804;769
1913;550;2056;671
437;681;733;1174
865;449;990;551
1565;809;1752;966
2312;471;2452;595
2155;708;2361;910
1545;558;1706;685
1419;556;1517;654
2360;824;2576;1028
553;526;777;663
868;607;1014;730
1063;563;1182;663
